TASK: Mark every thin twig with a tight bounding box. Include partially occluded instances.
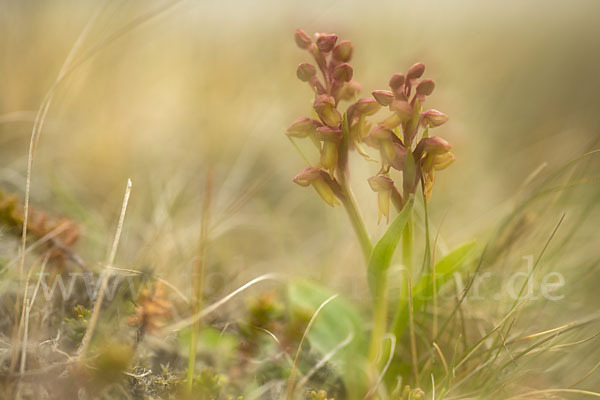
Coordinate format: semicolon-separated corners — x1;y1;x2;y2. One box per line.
364;333;396;400
285;294;338;400
297;331;354;389
78;179;132;358
160;273;284;334
187;171;213;391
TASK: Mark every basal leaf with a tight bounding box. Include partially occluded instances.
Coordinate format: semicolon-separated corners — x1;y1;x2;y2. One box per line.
287;279;367;398
367;195;415;297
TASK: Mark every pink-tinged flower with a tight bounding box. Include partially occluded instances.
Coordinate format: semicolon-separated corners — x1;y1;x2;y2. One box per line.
288;30;455;210
415;136;452;157
416;137;454;202
420;109;449;128
293;167;339;207
332;40;353;62
421;152;454;201
365;127;406;171
389;73;406;95
368;175;395;224
296;62;317;82
316;126;343;177
294;29;312;49
422;168;435;202
348;98;380;121
389;99;414;121
406;62;425;81
372;90;394;106
286;117;322;148
432;151;455;171
415;79;435;102
333;63;353;82
296;62;325;93
309;43;327;71
335;80;362;102
379;113;403;130
313;94;342;127
315;33;338;53
286;117;322;137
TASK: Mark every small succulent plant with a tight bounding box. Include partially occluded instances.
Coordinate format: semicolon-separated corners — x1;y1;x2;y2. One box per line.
0;190;81;265
310;389;334;400
128;281;172;335
64;304;91;344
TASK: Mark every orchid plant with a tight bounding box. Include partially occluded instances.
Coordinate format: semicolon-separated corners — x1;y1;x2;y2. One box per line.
285;29;462;388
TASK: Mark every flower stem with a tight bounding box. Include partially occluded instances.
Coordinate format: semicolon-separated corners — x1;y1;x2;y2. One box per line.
369;279;388;364
337;114;373;265
339;181;372;264
402;213;413;275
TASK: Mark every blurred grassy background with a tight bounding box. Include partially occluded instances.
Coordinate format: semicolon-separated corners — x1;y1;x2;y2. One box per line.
1;0;600;391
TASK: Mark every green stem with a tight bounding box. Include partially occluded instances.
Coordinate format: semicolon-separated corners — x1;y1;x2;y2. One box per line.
186;328;197;391
337;114;372;265
367;197;414;367
390;210;414;340
187;173;212;392
402;213;414;275
369;279;388;364
339;182;373;264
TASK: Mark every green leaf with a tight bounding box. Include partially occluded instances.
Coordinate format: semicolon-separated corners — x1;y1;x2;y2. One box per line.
392;240;477;338
367;196;414;362
367;196;415;296
287;279;367;399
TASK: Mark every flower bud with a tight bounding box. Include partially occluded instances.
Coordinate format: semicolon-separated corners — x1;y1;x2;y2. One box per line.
316;33;338;53
293;167;339;206
296;62;317;82
313;94;342;127
286;117;322;138
333;63;353;82
294;29;312;49
332;40;353;62
406;62;425;80
372;90;394;106
420;109;448;128
416;79;435;96
389;73;406;92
